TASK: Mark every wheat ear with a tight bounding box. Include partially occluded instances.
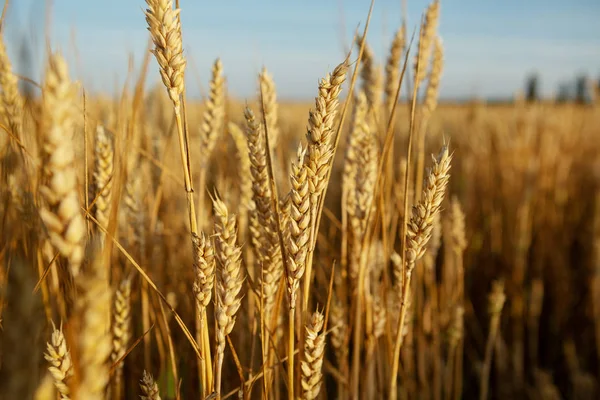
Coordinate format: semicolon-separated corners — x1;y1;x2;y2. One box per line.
356;35;383;114
414;0;440;89
302;59;349;311
301;310;327;400
389;144;451;400
384;25;406;115
44;323;73;400
259;67;281;148
245;107;282;320
39;53;86;278
286;144;311;308
423;36;444;118
140;370;162;400
200;58;225;159
93;125;114;232
406;145;452;269
345;91;378;281
144;0;186;109
213;195;244;397
0;34;23;145
192;231;215;395
111;278;132;399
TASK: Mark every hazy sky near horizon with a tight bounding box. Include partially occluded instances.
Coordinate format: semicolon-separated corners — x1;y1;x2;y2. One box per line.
4;0;600;100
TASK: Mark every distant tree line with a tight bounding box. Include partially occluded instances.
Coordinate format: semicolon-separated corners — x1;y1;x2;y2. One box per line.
524;72;599;104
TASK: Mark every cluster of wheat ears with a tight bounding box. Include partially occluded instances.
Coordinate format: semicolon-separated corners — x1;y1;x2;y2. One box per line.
2;0;600;399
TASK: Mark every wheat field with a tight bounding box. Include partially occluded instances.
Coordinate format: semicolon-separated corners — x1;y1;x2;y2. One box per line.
1;0;600;399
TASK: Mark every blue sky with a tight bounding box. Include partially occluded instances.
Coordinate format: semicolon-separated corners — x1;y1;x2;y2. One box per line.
4;0;600;100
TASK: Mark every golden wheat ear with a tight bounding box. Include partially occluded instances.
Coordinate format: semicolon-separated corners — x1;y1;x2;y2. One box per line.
140;370;162;400
39;52;86;278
